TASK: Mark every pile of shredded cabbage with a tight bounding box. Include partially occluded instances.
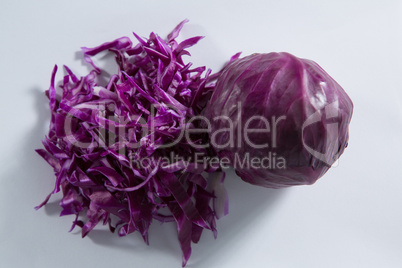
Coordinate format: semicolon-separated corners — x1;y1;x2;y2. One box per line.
36;20;228;267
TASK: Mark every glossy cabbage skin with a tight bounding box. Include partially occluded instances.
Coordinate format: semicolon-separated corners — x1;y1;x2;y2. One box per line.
205;52;353;188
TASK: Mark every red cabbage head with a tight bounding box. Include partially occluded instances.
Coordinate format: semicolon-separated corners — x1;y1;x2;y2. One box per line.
205;52;353;188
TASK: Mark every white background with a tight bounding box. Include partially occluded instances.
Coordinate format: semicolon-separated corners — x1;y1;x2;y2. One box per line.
1;1;401;267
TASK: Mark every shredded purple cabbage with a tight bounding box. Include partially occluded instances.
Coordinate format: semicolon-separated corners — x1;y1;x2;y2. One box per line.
36;20;228;267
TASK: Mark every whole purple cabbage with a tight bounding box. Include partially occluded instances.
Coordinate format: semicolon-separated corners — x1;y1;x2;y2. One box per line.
205;52;353;188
